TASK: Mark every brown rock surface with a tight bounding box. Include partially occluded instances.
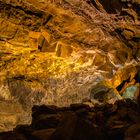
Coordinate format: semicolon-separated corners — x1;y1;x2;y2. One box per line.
0;0;139;131
0;99;140;140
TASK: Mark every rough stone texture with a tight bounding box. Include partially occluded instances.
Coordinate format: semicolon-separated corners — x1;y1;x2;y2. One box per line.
0;99;140;140
0;0;140;131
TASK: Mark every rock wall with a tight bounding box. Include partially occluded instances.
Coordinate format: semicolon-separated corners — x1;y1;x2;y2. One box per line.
0;0;140;131
0;99;140;140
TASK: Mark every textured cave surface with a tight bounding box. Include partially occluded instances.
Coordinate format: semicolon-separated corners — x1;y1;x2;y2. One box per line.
0;0;140;132
0;99;140;140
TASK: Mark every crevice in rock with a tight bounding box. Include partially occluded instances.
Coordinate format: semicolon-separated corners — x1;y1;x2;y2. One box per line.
116;77;131;92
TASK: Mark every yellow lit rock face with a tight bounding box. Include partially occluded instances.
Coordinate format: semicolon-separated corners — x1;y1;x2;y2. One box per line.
29;30;51;52
0;0;140;132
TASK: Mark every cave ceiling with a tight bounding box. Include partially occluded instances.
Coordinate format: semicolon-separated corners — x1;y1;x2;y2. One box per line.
0;0;140;132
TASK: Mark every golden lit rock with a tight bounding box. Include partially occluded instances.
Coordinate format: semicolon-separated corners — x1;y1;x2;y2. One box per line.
0;19;18;40
0;0;139;132
55;41;73;57
29;30;51;52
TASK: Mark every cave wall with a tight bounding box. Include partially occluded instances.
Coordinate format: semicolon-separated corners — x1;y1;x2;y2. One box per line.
0;0;140;131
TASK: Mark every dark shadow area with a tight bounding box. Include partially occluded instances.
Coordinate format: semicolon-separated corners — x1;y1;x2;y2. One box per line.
0;98;140;140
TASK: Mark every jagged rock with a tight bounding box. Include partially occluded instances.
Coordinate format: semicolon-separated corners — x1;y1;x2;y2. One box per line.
0;0;139;132
40;29;51;52
29;31;41;49
55;41;73;57
29;30;51;51
0;100;139;139
0;19;18;40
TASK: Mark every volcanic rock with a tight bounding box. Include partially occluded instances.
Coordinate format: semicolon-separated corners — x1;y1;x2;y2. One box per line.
0;0;139;132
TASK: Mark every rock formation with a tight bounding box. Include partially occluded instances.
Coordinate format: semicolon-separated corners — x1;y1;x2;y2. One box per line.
0;99;140;140
0;0;140;132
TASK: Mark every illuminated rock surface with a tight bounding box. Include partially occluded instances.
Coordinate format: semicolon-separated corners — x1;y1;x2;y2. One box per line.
0;0;140;132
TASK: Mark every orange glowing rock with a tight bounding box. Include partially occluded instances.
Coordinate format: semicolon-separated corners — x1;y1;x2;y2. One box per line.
29;31;41;49
29;30;51;51
55;41;73;58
